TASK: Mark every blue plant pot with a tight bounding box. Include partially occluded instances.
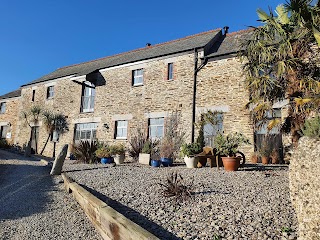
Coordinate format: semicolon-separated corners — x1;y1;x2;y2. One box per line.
160;157;173;167
101;157;114;164
150;159;161;167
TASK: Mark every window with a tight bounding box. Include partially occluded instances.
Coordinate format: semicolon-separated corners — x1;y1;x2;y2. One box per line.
115;120;128;139
0;102;6;114
167;63;173;80
81;81;95;112
0;125;8;139
132;69;143;86
47;86;54;99
203;113;223;147
74;122;97;144
32;90;36;102
149;117;164;139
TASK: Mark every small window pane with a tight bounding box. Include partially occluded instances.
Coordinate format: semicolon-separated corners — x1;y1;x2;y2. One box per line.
168;63;173;80
116;120;128;138
0;103;6;114
133;69;144;86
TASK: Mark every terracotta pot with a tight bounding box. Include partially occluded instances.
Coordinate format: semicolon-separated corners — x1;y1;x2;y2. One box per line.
251;155;258;164
221;156;241;171
261;156;269;165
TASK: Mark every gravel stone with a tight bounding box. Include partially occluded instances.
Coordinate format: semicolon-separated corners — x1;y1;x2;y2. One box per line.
63;161;298;239
0;150;101;240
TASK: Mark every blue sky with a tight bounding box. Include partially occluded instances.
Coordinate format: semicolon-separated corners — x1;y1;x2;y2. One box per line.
0;0;283;96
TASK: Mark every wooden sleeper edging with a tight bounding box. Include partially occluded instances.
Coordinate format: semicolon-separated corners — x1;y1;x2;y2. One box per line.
61;173;159;240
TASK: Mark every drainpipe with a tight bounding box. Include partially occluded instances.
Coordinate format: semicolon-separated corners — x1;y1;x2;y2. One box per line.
191;48;208;143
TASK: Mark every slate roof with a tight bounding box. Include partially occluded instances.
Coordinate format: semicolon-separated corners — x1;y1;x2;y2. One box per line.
22;29;222;87
0;89;21;100
207;29;254;58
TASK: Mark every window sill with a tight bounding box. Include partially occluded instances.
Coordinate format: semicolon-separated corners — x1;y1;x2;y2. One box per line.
46;97;54;100
80;109;94;113
116;137;127;140
132;83;143;87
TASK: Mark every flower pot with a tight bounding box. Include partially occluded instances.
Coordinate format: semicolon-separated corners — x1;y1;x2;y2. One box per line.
251;155;258;164
139;153;150;165
221;156;241;171
150;159;161;167
101;157;114;164
261;156;269;165
184;156;198;168
114;154;125;164
160;157;173;167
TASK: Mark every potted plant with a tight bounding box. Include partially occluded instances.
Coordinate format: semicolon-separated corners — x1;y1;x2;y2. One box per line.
270;149;279;164
138;140;152;165
112;143;126;164
159;139;174;167
180;142;202;168
250;152;259;164
95;146;113;164
215;132;250;171
259;140;270;165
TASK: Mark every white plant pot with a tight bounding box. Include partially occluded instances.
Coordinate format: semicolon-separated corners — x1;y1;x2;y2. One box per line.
114;154;125;164
138;153;150;165
184;156;198;168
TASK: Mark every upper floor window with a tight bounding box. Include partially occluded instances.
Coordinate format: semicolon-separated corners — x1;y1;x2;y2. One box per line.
0;102;6;114
168;63;173;80
47;86;54;99
149;117;164;139
81;81;95;113
132;69;143;86
115;120;128;139
32;90;36;102
74;122;97;144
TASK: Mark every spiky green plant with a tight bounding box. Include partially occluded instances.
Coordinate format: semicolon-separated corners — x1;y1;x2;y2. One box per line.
72;140;98;164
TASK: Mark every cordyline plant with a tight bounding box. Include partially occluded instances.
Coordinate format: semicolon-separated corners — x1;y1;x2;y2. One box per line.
158;171;194;206
239;0;320;144
21;105;42;155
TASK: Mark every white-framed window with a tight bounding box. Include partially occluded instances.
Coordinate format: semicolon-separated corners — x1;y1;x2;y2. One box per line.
115;120;128;139
132;69;143;86
149;117;164;139
0;125;8;138
74;122;97;144
46;86;54;99
81;81;95;112
168;63;173;80
0;102;6;114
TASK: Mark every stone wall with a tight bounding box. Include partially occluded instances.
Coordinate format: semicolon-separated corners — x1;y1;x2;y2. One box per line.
197;57;254;157
15;53;254;158
0;97;21;144
289;137;320;239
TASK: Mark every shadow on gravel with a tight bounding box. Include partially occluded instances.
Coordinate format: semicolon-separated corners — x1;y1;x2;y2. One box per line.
240;164;289;172
81;185;181;240
0;162;54;220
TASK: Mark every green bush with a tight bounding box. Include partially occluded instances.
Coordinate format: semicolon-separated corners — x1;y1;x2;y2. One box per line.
301;115;320;140
0;139;11;149
180;142;202;157
72;140;98;164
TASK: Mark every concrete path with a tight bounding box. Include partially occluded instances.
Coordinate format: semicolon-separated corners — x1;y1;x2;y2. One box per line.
0;150;100;240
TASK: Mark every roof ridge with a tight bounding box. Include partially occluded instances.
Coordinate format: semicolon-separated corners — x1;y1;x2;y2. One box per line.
226;28;254;36
57;28;222;70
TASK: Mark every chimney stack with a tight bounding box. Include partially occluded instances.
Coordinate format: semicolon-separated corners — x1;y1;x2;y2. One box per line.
223;26;229;35
146;43;151;47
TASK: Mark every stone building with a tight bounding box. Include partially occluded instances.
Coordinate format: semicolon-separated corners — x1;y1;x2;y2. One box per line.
0;27;255;157
0;89;21;144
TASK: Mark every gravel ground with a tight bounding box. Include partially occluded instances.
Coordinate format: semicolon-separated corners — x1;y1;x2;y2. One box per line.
0;150;101;240
63;161;298;240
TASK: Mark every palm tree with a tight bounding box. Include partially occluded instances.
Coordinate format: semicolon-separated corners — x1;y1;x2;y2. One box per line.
21;106;42;155
40;111;69;156
239;0;320;144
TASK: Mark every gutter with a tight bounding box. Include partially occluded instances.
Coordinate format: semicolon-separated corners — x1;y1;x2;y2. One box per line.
191;48;208;142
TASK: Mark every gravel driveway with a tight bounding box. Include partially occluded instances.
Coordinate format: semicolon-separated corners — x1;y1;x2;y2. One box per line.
63;161;298;240
0;150;100;240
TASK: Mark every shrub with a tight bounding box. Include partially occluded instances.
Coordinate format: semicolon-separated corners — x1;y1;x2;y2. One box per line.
0;139;11;149
72;140;98;164
180;142;202;157
158;171;193;205
95;146;112;158
215;132;250;156
111;143;126;155
301;115;320;140
128;128;147;160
